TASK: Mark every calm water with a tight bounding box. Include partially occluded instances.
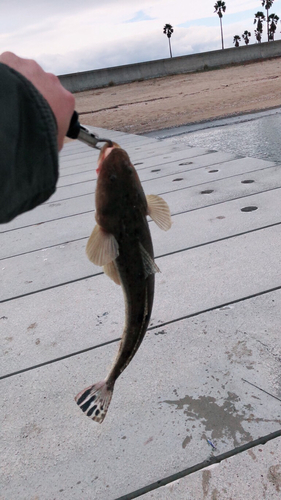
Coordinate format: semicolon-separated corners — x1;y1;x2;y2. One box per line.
157;109;281;164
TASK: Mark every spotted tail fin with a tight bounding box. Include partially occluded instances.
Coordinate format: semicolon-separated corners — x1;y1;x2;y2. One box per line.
75;380;113;423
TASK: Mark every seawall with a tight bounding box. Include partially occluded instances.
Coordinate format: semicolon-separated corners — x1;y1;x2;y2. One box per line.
58;40;281;93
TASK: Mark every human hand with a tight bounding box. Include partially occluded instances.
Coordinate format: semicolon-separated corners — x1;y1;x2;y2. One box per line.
0;52;75;151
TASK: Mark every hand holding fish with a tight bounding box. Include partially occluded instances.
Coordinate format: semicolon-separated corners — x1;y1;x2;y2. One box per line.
0;52;75;151
75;143;172;423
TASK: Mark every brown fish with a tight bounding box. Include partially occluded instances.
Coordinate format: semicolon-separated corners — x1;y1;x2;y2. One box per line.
75;143;171;423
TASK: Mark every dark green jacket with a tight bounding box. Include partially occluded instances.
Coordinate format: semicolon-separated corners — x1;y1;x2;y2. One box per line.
0;63;59;224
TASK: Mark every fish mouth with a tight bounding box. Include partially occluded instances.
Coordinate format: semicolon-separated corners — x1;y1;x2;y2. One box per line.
96;145;117;174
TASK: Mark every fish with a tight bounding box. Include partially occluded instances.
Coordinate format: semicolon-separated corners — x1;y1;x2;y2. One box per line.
75;142;172;423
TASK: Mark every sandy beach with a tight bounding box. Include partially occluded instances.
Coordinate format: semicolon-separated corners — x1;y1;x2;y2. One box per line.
72;57;281;135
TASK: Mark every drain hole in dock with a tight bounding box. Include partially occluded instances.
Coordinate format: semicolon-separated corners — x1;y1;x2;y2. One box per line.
201;189;214;194
241;179;255;184
173;178;183;182
151;169;161;172
208;169;219;173
179;161;193;166
241;206;258;212
134;162;143;166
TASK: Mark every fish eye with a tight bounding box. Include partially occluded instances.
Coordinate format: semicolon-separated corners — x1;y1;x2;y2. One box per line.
109;174;117;182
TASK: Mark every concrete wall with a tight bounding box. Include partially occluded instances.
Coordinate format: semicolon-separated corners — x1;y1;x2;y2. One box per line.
59;40;281;93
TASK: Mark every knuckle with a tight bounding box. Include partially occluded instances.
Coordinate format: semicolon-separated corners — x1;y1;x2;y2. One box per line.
47;72;59;84
0;51;18;63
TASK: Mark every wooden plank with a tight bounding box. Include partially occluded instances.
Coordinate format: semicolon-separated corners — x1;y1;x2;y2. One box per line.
1;186;281;260
1;291;281;499
2;223;281;370
1;129;281;500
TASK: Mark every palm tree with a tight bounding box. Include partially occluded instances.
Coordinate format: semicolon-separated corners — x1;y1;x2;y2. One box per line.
163;24;174;58
233;35;241;47
254;11;265;43
268;13;279;40
214;1;226;50
261;0;274;41
242;30;251;45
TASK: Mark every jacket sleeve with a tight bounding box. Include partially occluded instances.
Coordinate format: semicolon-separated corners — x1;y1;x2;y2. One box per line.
0;63;59;224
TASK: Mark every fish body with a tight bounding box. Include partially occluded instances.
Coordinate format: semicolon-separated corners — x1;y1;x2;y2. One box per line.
75;144;171;423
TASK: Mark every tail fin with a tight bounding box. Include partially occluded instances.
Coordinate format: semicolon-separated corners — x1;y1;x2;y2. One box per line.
75;380;113;423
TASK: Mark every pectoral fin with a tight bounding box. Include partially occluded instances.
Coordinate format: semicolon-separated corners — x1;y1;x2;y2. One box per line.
86;225;119;266
103;261;121;285
139;243;160;278
146;194;172;231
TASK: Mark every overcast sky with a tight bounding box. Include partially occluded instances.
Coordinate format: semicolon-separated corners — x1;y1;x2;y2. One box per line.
1;0;281;75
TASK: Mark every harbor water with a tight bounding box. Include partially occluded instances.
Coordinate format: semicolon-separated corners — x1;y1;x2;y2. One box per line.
148;108;281;164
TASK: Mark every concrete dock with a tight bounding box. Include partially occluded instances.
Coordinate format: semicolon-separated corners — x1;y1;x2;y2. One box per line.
1;128;281;499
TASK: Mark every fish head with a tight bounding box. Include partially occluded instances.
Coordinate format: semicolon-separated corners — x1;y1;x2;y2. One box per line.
95;144;147;232
96;142;121;175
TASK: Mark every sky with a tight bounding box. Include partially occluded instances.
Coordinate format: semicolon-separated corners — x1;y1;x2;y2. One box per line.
1;0;281;75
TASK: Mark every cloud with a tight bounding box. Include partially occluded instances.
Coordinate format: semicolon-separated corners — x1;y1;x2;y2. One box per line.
39;29;169;74
1;0;281;74
125;10;156;22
